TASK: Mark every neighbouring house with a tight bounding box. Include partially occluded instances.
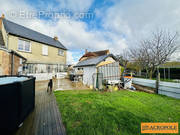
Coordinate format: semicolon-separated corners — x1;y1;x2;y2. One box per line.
74;50;121;88
0;26;26;75
0;14;67;79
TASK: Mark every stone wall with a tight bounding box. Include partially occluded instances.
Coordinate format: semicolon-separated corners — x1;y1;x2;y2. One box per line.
0;49;11;75
0;49;22;75
13;54;21;75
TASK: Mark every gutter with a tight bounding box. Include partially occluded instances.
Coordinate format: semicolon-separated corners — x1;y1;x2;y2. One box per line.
11;51;14;75
74;64;96;68
6;32;9;49
10;50;27;61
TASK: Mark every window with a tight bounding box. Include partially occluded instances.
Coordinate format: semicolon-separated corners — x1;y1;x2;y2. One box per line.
47;65;51;73
27;64;34;73
42;45;48;55
58;49;64;56
18;39;31;52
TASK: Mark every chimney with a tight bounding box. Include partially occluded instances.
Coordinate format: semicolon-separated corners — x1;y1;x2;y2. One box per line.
0;14;5;30
54;36;58;41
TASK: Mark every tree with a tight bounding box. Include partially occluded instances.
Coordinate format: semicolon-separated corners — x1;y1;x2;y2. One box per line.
130;29;179;79
116;49;130;74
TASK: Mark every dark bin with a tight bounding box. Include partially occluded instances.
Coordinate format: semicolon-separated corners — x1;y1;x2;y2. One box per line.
0;75;35;134
69;74;75;81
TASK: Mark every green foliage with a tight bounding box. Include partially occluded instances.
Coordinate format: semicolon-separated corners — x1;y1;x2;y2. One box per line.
54;90;180;135
162;62;180;67
120;66;124;74
126;62;141;71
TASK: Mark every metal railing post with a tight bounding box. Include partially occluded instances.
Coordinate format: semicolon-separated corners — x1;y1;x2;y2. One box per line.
156;69;160;94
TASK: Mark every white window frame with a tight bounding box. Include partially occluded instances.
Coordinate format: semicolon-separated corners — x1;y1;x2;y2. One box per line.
19;58;22;64
18;39;31;52
42;45;48;56
58;49;64;56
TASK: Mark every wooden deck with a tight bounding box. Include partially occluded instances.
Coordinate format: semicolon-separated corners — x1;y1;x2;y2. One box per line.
14;88;66;135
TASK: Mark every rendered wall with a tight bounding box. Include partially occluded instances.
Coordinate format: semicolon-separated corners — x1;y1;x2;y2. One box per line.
82;66;96;86
0;19;7;46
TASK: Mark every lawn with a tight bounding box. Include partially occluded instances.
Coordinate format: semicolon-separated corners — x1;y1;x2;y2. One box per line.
54;90;180;135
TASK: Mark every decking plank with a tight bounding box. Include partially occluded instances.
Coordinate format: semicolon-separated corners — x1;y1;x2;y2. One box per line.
50;95;59;135
52;94;66;135
14;87;66;135
52;95;63;134
34;91;43;135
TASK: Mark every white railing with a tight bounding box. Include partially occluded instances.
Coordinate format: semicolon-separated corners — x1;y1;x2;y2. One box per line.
133;78;180;99
27;72;67;81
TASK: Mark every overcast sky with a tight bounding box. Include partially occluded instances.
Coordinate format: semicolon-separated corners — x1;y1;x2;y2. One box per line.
1;0;180;63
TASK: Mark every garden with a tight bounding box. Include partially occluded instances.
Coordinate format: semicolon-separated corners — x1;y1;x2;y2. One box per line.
55;90;180;135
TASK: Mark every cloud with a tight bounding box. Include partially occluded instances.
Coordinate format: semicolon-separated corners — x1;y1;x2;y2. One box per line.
66;51;77;64
55;19;110;49
56;0;94;12
0;0;129;64
101;0;180;46
1;0;180;63
0;0;33;11
97;0;180;60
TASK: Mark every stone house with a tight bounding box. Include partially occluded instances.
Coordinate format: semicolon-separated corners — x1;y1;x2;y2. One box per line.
0;14;67;78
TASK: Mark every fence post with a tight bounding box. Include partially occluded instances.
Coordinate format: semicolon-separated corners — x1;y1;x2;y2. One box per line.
156;72;160;94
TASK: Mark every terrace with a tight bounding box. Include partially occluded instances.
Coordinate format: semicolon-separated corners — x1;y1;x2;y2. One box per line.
13;80;66;135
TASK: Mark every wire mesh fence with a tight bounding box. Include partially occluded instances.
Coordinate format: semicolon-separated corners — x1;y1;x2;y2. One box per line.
92;73;103;89
92;62;121;89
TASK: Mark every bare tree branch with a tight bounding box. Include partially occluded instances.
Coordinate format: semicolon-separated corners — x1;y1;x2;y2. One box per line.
130;29;179;78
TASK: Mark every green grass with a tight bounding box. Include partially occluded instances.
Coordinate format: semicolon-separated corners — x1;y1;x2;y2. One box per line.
54;90;180;135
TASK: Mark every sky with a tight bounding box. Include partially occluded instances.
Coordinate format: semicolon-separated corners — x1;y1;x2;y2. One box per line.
0;0;180;64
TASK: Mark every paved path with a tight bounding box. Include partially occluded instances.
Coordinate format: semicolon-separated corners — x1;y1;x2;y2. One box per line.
54;79;89;90
14;83;66;135
36;78;90;91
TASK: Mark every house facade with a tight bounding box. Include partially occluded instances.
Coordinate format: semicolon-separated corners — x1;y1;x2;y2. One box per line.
0;14;67;77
